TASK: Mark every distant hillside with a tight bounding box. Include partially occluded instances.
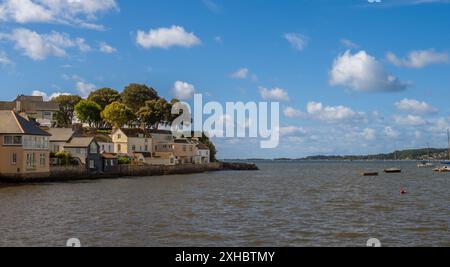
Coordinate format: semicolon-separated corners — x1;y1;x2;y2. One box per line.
302;148;450;161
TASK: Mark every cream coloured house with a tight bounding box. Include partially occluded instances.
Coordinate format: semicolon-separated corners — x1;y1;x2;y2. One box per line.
173;139;197;164
112;128;152;155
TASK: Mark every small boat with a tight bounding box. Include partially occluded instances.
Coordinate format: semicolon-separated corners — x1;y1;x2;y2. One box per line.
361;172;379;176
384;168;402;174
434;166;450;173
417;162;435;168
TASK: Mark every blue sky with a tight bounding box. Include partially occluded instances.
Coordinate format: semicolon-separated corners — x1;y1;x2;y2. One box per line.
1;0;450;159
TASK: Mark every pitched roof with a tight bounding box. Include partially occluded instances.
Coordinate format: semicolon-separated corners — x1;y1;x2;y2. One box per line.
0;111;51;136
116;128;151;138
148;129;173;135
47;128;74;142
196;143;210;150
64;137;95;148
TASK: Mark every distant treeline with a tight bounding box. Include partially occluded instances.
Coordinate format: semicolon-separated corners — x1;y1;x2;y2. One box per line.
287;148;450;161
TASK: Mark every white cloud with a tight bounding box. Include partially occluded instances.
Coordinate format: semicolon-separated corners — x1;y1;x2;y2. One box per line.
231;68;249;79
387;50;449;68
340;38;359;49
76;81;96;98
259;87;290;101
0;51;12;65
395;98;438;115
384;127;399;139
0;0;118;30
306;101;367;123
32;90;69;101
99;42;117;53
136;26;201;49
284;33;308;51
393;115;428;126
330;50;408;92
285;102;367;123
280;126;307;137
173;81;195;100
363;128;376;141
0;28;90;60
283;107;306;118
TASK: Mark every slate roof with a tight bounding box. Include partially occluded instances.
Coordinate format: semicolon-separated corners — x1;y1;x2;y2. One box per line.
64;137;95;148
46;128;74;142
0;111;51;136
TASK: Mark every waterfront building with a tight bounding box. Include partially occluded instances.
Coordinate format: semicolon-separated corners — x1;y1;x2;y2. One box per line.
0;111;51;178
47;128;75;153
194;142;211;164
173;139;198;164
63;137;102;171
0;95;59;127
112;128;152;155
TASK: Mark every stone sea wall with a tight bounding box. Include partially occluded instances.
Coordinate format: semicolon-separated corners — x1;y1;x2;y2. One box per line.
0;162;260;183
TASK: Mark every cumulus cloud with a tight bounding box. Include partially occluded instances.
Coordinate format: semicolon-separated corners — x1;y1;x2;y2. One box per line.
387;50;449;68
99;42;117;53
0;0;118;30
231;68;249;79
330;50;408;92
0;28;90;60
280;126;307;137
173;81;195;100
395;98;438;115
393;115;428;126
259;87;290;101
32;90;70;101
384;126;399;139
306;102;367;123
362;128;376;141
284;106;306;118
136;26;201;49
284;33;308;51
0;51;12;65
76;81;96;98
284;102;367;124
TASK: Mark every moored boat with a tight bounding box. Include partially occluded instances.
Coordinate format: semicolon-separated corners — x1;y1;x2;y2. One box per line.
361;172;379;176
384;168;402;174
434;166;450;173
417;162;435;168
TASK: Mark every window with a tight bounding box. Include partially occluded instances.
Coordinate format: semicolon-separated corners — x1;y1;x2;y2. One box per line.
145;145;148;151
40;154;46;167
4;136;22;145
102;145;105;151
12;153;17;165
75;148;81;154
26;153;36;169
118;144;122;153
132;145;136;151
117;134;121;140
110;160;114;166
89;160;95;169
182;145;187;152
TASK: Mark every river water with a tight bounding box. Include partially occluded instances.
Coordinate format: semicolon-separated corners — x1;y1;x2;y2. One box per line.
0;161;449;247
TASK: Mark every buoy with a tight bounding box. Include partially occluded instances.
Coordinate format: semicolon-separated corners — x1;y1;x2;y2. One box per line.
400;188;407;195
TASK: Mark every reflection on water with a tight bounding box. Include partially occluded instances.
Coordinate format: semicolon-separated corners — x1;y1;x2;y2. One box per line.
0;161;449;247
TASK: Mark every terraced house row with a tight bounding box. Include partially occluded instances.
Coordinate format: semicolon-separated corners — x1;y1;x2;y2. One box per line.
0;95;211;179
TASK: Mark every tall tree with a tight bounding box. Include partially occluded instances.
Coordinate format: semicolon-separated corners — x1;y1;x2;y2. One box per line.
121;83;159;112
101;102;136;128
137;98;171;130
199;134;218;162
52;95;82;128
87;88;121;110
74;100;102;128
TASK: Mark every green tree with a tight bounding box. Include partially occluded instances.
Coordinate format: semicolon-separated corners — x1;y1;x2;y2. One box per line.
121;83;159;112
137;98;171;130
52;95;82;128
101;102;136;128
87;88;121;110
74;100;102;127
199;134;218;162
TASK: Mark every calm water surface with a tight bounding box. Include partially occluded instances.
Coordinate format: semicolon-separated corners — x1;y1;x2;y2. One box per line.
0;161;449;247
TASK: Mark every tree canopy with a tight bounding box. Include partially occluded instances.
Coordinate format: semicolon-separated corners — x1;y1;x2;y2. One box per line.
88;88;121;110
52;95;82;128
74;100;102;128
121;83;159;112
101;102;136;128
